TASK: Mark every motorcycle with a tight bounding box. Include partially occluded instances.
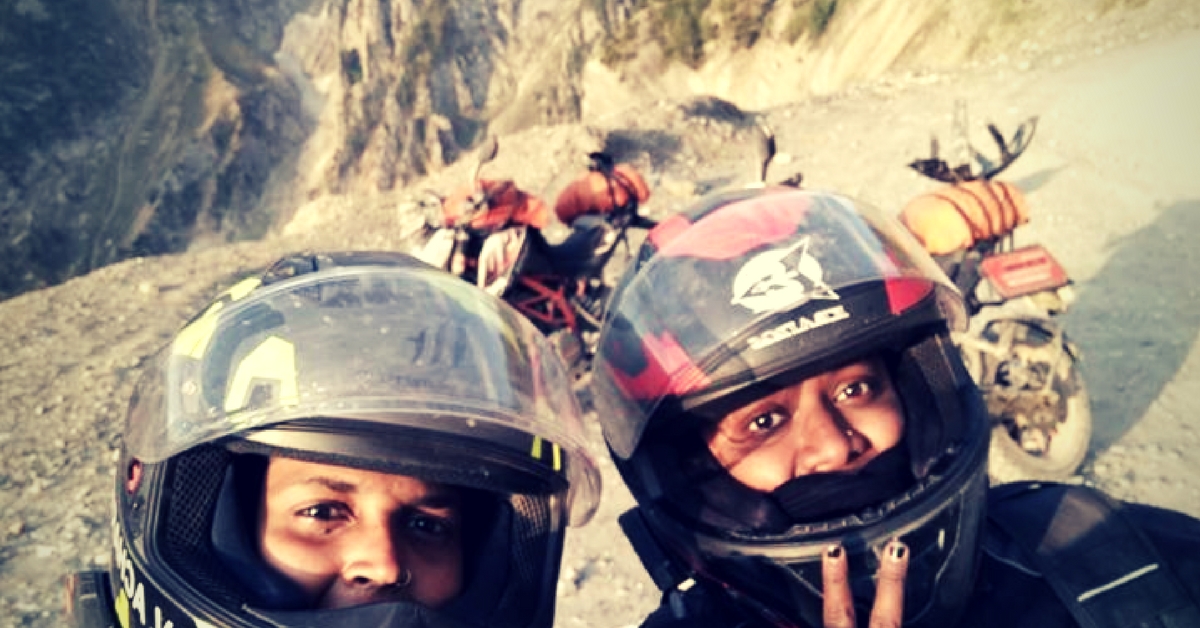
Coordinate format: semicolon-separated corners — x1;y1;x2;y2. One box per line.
758;113;1091;484
901;113;1091;484
416;136;655;383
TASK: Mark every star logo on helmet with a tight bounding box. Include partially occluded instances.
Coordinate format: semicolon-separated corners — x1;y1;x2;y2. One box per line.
731;237;839;313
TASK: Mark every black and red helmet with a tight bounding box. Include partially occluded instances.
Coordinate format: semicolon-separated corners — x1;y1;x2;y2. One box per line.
591;188;990;627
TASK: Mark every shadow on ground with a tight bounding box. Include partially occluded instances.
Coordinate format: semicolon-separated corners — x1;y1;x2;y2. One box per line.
1068;199;1200;451
1015;166;1068;194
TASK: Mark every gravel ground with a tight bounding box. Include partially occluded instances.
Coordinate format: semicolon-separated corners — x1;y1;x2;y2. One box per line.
2;2;1199;626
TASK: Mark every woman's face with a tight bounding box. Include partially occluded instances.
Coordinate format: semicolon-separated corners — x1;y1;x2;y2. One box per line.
259;457;464;610
705;356;905;492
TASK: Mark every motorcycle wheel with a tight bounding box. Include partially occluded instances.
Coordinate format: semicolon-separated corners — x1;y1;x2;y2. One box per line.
956;317;1092;484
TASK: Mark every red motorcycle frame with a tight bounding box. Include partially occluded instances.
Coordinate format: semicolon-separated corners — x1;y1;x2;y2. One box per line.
419;139;654;379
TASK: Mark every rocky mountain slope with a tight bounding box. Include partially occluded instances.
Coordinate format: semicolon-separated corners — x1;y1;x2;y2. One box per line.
2;0;1168;301
2;0;1199;625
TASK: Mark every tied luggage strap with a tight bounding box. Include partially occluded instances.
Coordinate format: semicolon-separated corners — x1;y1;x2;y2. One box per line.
988;483;1200;628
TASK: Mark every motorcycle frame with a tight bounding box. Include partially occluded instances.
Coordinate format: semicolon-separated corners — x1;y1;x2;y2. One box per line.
509;272;582;332
504;206;641;336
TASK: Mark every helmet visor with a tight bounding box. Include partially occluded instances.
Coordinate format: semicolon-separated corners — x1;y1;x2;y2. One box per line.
124;264;600;525
593;191;964;459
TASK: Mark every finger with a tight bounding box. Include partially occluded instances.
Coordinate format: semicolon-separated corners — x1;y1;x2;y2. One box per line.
867;539;909;628
822;544;856;628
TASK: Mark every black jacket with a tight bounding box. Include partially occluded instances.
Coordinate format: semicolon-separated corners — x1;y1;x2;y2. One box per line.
638;483;1200;628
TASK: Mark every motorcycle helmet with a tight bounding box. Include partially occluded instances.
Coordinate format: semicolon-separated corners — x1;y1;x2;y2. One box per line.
87;251;600;628
590;189;989;627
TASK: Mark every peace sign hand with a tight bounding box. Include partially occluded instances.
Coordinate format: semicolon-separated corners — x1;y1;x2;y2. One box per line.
822;540;909;628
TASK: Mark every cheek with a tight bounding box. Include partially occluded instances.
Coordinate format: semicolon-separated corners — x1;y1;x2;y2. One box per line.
715;439;797;493
259;522;338;597
408;544;464;608
854;404;906;451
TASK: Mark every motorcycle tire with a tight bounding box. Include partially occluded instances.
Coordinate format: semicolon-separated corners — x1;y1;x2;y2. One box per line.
956;317;1092;484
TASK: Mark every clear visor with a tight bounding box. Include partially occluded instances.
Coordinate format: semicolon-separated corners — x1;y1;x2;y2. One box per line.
593;191;964;459
124;265;600;524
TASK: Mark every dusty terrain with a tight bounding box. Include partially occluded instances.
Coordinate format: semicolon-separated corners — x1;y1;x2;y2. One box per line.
2;1;1200;626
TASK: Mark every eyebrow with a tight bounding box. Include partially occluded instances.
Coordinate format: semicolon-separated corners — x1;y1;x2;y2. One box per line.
416;492;462;510
304;476;357;493
299;476;462;508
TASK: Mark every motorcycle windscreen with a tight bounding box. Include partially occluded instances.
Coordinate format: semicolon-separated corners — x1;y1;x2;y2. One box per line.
414;228;458;270
477;226;529;296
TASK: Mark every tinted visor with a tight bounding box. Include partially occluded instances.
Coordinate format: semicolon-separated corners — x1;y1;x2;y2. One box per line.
124;264;600;525
593;190;963;459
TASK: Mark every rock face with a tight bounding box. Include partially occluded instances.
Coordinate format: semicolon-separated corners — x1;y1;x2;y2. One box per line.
0;0;596;301
1;0;315;299
283;0;591;199
1;0;151;297
0;0;1159;301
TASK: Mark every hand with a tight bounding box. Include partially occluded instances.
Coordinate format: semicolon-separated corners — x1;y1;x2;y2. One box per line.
822;540;909;628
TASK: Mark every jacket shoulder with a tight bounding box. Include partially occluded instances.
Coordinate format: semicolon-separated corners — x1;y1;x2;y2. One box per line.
985;481;1200;626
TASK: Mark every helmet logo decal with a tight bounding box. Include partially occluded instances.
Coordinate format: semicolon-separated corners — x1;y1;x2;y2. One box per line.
731;237;838;313
112;523;190;628
746;305;850;351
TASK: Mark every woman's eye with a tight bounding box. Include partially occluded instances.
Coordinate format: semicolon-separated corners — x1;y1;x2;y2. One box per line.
747;410;787;433
835;380;872;403
405;513;454;539
296;503;348;522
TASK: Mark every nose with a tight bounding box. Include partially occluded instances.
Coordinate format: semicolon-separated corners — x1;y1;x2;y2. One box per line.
789;397;855;476
340;520;404;588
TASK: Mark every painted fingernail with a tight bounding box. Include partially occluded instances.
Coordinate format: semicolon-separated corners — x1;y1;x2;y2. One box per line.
889;541;907;561
826;545;843;559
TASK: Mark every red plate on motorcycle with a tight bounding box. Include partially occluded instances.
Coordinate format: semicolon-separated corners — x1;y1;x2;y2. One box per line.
980;244;1069;299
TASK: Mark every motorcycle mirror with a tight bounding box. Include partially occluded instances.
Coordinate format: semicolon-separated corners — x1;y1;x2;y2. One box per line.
470;135;500;184
1006;117;1038;163
421;190;446;228
754;122;777;185
979;115;1039;180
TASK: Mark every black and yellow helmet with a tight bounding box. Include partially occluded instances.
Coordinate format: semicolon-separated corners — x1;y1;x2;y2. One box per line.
70;251;599;628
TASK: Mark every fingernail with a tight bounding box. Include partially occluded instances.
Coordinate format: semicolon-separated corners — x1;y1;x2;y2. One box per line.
889;541;907;561
826;545;843;559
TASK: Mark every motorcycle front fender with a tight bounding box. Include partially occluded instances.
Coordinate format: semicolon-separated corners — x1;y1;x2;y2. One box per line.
65;571;119;628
